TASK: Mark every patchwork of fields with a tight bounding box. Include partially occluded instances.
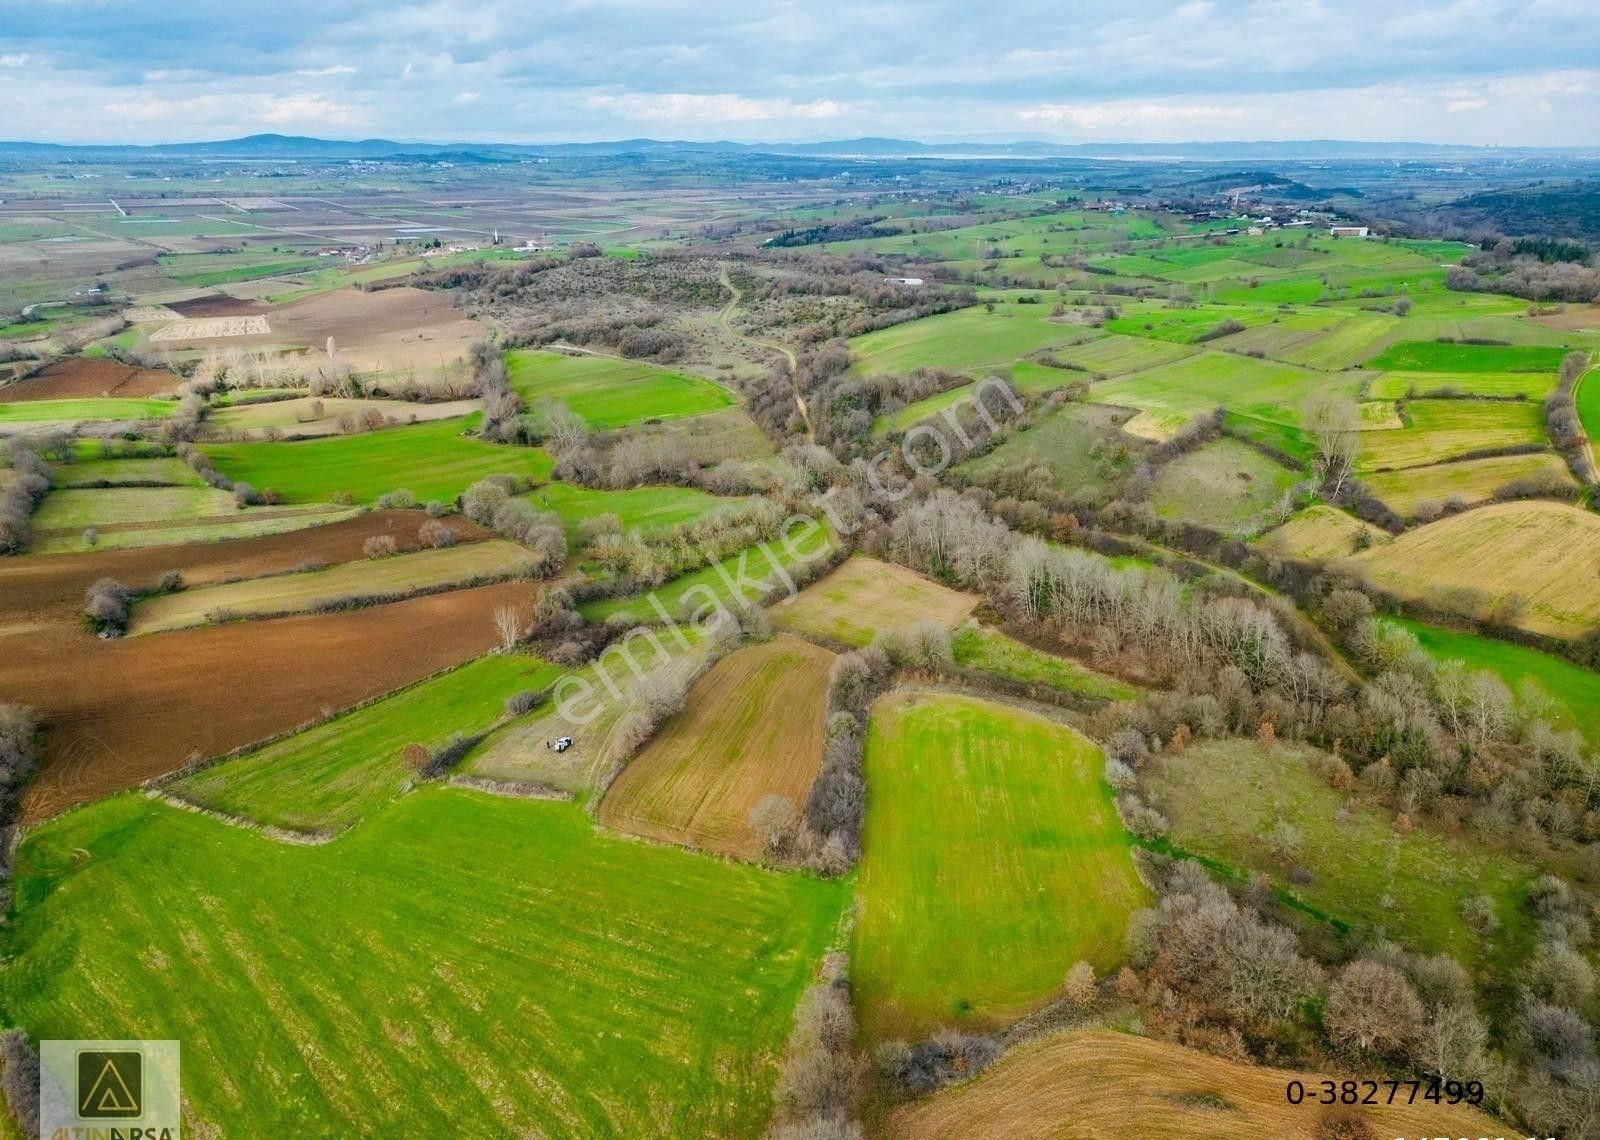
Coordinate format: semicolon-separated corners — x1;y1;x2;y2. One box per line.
8;180;1599;1140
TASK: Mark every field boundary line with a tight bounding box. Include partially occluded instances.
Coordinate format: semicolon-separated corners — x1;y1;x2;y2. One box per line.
145;788;338;845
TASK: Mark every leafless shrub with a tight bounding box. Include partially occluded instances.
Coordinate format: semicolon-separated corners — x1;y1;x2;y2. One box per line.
747;794;800;862
363;535;398;559
418;519;456;548
84;577;133;635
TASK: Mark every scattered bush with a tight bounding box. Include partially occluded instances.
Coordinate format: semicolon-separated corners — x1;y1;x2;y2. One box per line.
362;535;399;559
83;577;133;635
418;519;456;548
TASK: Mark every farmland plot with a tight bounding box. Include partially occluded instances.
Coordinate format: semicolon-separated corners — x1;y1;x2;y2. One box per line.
769;555;977;646
854;692;1148;1039
0;792;846;1138
599;636;834;859
505;349;733;428
1351;501;1600;638
173;653;564;832
129;538;537;633
888;1030;1507;1140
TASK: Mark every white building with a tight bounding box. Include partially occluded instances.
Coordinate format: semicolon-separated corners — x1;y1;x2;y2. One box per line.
885;276;924;286
1329;225;1370;238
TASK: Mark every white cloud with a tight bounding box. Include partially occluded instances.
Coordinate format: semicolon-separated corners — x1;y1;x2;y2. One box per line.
1018;101;1244;130
585;92;848;123
257;93;361;126
452;90;480;104
0;53;32;68
1446;97;1488;113
297;65;358;77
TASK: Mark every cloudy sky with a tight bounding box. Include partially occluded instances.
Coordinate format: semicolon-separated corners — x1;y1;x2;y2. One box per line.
2;0;1599;146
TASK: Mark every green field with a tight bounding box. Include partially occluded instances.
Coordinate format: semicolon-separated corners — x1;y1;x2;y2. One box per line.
1091;351;1357;436
505;350;733;429
1365;341;1569;373
849;304;1085;376
0;397;174;423
204;417;552;504
1357;399;1547;471
1393;618;1600;748
527;482;747;544
950;626;1138;702
173;654;563;832
51;456;200;487
32;485;243;529
1034;333;1201;377
854;691;1148;1039
1577;368;1600;448
0;791;845;1137
1147;739;1533;967
1366;370;1557;400
1150;438;1301;529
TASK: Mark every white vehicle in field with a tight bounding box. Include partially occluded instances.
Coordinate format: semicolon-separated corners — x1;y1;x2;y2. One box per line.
549;737;573;753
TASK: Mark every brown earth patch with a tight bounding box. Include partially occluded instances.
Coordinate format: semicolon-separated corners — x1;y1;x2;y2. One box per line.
165;294;269;318
161;287;483;376
598;635;833;859
9;579;539;822
1530;304;1600;332
0;509;485;623
1;357;180;401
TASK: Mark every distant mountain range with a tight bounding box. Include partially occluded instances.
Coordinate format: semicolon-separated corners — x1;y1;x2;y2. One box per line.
2;133;1595;162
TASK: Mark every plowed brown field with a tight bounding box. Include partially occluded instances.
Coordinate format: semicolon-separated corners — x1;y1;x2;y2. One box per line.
11;581;540;821
0;510;507;821
2;357;178;400
598;635;834;858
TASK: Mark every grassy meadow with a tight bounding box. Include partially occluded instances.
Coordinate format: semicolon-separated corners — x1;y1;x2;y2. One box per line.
769;556;977;646
950;625;1138;702
1150;438;1300;530
173;653;564;832
505;349;733;428
527;482;747;543
854;691;1148;1039
0;396;174;423
203;417;553;504
0;792;845;1138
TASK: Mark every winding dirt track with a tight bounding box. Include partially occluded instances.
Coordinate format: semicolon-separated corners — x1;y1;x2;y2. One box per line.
717;266;812;440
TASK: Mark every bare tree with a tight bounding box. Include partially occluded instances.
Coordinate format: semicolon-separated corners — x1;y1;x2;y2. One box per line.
493;606;522;652
748;794;800;860
1304;391;1361;499
1326;961;1424;1058
1061;960;1096;1006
